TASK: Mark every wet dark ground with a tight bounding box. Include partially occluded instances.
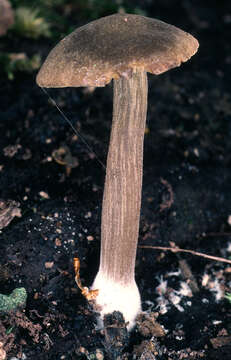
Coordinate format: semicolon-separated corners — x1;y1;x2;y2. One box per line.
1;0;231;359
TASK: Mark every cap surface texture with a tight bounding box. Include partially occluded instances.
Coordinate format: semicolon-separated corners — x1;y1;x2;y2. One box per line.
36;13;199;88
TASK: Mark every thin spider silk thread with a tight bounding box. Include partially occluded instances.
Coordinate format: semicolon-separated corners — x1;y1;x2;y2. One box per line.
41;87;106;171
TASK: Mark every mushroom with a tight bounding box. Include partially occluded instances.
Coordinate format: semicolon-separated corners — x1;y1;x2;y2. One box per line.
36;13;199;330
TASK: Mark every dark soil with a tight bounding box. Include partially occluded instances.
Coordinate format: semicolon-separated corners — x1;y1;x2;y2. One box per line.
1;1;231;359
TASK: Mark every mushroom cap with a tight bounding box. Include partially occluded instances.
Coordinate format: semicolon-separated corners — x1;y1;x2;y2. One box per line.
36;13;199;88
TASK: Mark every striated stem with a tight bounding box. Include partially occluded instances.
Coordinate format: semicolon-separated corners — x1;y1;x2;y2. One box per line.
99;69;148;284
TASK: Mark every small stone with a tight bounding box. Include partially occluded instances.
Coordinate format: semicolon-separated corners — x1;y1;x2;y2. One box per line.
55;238;62;246
95;349;104;360
45;262;54;269
84;211;92;218
39;191;50;199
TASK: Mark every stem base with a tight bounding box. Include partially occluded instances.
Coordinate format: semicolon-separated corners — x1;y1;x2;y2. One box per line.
91;274;141;331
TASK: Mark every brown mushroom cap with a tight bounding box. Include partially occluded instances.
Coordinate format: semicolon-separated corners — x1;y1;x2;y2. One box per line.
36;13;199;88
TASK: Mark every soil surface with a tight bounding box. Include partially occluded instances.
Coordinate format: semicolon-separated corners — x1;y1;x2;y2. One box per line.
1;1;231;359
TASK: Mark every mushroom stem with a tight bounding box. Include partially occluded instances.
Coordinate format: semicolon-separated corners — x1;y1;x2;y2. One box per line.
92;68;148;328
101;68;148;282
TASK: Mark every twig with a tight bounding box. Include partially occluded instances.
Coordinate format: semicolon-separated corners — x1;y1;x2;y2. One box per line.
73;257;99;300
139;245;231;264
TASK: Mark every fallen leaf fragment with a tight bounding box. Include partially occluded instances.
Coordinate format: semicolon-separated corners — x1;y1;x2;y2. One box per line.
210;336;231;349
0;199;21;230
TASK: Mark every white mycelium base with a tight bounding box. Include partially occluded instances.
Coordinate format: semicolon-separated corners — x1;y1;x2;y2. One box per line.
91;273;141;331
